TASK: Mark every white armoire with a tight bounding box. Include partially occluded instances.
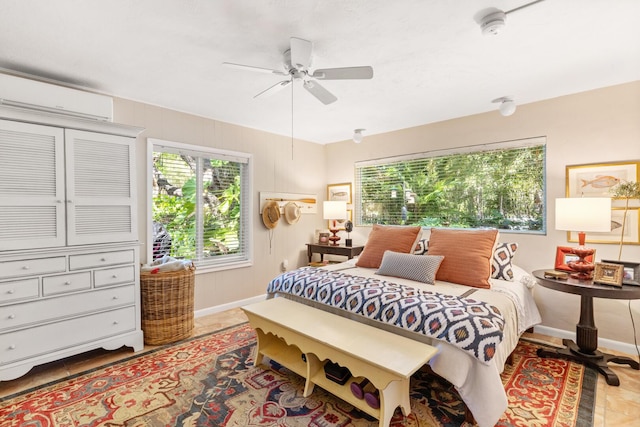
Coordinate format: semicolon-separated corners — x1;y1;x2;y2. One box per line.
0;100;145;381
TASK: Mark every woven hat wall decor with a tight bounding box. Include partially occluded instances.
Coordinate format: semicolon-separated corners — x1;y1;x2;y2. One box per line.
262;200;281;229
284;202;301;224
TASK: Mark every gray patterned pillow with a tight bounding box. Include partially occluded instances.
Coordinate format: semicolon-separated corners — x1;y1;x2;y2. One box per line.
491;242;518;281
376;250;444;284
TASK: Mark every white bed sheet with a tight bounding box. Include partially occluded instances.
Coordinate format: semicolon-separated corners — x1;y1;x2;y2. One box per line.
315;259;541;427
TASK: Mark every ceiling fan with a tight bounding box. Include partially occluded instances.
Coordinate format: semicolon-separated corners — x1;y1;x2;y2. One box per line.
223;37;373;105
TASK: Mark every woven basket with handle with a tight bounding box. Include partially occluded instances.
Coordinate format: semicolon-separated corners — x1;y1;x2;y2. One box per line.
140;263;195;345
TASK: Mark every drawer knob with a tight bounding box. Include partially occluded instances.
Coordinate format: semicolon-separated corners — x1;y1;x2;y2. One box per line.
22;266;30;270
64;281;71;285
112;274;118;278
8;344;16;350
112;296;119;300
113;321;119;325
101;258;106;262
7;289;15;294
8;314;15;319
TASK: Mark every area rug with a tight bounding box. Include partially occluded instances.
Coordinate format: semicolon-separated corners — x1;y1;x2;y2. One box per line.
1;323;596;427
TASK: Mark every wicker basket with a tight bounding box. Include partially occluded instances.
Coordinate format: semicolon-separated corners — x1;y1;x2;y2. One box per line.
140;263;195;345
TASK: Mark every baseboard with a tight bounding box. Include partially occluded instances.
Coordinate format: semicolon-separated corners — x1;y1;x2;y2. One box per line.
534;325;640;356
194;294;267;318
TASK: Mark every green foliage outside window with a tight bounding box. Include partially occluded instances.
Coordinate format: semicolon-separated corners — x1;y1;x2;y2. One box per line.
356;143;546;232
152;152;243;262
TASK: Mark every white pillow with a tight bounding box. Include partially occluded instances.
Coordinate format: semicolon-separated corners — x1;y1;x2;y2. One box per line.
376;251;444;284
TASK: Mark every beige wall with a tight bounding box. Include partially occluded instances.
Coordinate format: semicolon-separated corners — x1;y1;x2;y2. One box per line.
325;81;640;347
111;81;640;348
112;99;327;311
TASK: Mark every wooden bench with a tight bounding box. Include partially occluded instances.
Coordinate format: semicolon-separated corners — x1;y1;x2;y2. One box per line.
242;297;438;427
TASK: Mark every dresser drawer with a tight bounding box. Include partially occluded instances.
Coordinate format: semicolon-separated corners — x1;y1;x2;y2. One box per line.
42;272;91;296
69;250;135;270
0;285;135;332
0;257;66;279
0;279;39;304
0;306;137;365
94;266;135;288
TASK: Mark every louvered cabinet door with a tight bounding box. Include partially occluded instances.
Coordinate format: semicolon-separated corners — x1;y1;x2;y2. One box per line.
65;129;137;245
0;119;66;250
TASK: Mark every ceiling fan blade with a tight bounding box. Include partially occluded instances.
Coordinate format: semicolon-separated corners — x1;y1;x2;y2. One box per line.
303;80;337;105
222;62;288;76
311;66;374;80
290;37;312;69
254;79;291;99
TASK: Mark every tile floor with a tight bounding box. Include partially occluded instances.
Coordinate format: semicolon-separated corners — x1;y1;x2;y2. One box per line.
1;308;639;426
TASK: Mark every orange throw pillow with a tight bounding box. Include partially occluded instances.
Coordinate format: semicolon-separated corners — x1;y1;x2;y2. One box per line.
427;228;499;288
356;224;422;268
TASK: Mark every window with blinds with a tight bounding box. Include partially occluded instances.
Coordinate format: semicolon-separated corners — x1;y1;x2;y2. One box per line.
149;139;252;270
354;137;546;233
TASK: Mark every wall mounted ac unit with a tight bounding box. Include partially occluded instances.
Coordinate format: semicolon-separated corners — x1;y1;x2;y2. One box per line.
0;73;113;122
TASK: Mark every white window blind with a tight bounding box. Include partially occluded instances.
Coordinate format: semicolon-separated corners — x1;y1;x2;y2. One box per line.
354;137;546;233
149;139;252;270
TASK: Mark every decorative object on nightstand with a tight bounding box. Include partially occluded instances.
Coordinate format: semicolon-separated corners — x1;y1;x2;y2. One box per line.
323;201;347;246
344;220;354;246
555;197;611;280
592;262;624;287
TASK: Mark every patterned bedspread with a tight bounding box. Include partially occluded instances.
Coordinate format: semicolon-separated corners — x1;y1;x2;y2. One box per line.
267;267;505;364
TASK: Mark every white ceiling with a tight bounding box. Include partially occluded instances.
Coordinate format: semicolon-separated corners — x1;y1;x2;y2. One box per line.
1;0;639;144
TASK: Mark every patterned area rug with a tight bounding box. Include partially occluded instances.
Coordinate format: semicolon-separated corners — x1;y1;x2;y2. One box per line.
1;323;596;427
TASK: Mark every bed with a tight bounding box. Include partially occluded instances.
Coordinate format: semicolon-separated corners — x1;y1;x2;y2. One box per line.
266;226;542;427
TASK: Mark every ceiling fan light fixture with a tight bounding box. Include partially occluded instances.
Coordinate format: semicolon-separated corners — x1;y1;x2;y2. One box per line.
480;11;506;35
492;97;516;116
353;129;365;143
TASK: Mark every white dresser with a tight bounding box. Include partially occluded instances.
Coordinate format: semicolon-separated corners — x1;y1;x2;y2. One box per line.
0;105;144;381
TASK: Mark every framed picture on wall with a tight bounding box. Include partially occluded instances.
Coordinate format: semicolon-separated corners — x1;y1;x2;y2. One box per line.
567;208;640;245
566;161;639;206
327;182;352;204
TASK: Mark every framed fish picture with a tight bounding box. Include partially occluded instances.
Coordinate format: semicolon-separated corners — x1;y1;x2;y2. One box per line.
327;182;352;204
568;208;640;245
566;161;640;208
566;161;640;245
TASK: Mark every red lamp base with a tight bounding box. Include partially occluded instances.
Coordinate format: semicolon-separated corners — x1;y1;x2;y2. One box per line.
328;228;341;246
568;245;596;280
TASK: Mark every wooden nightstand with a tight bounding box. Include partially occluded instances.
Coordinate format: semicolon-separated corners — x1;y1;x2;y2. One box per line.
532;269;640;386
306;243;364;263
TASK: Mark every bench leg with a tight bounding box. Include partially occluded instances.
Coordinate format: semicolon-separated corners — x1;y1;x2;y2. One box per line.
378;380;408;427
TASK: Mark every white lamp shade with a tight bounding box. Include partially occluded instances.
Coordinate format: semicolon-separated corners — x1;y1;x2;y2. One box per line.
323;201;348;220
555;198;611;232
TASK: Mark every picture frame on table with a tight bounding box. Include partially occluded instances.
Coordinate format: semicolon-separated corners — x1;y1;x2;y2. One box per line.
593;262;624;287
601;260;640;286
554;246;594;271
327;182;352;204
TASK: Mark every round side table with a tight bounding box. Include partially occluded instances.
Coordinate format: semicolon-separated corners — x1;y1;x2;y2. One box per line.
532;269;640;386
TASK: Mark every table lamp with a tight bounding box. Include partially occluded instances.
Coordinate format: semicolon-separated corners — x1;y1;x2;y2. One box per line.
323;201;348;246
555;197;611;280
